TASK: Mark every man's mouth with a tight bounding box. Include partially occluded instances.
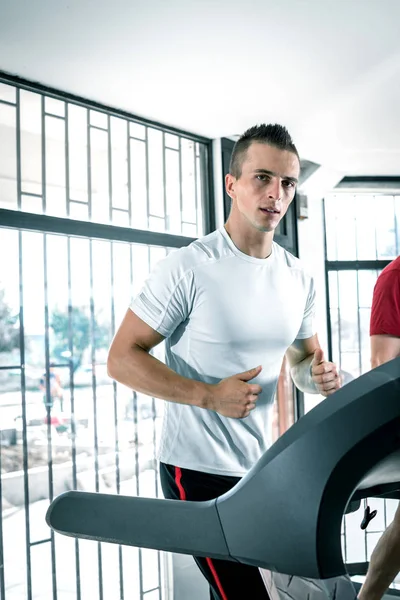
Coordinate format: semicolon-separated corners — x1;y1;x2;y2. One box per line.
260;207;280;214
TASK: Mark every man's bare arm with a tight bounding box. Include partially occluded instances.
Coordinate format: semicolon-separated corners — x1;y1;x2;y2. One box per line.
370;335;400;369
107;309;263;418
107;309;210;408
286;334;340;396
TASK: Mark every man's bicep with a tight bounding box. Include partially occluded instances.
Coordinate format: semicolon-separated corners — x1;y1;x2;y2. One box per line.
370;335;400;369
110;308;165;357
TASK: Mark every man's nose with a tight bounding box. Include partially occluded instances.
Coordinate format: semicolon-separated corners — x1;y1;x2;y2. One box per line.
267;178;282;200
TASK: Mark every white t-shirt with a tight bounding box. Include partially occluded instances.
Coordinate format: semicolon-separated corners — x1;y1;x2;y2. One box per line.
130;226;316;476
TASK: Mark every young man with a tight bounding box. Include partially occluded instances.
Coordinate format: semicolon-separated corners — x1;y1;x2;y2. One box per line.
107;124;341;599
359;256;400;600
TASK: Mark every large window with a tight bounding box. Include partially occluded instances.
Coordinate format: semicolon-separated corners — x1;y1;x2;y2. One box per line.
324;190;400;589
0;77;211;237
325;192;399;379
0;74;213;600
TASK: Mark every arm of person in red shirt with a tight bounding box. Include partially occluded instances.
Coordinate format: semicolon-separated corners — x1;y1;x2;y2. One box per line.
370;268;400;368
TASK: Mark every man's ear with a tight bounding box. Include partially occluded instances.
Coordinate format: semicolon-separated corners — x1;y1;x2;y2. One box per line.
225;173;236;199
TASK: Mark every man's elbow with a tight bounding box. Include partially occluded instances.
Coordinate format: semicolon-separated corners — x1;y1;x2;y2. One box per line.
107;349;118;380
107;343;142;383
107;343;127;381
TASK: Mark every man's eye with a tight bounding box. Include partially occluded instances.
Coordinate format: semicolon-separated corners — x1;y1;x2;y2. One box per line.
256;175;268;182
283;180;295;188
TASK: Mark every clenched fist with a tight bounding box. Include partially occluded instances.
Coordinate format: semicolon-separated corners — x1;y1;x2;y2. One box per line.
207;366;263;419
311;348;341;397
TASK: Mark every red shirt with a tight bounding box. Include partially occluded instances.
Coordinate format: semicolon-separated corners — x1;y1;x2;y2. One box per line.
370;256;400;337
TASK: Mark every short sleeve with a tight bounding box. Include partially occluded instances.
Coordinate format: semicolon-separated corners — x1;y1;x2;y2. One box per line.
295;276;317;340
130;251;195;338
370;270;400;336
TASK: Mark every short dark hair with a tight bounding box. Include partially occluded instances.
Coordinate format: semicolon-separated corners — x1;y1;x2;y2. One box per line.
229;123;300;179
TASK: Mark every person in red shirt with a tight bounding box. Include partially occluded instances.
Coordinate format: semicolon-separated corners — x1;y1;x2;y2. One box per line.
359;256;400;600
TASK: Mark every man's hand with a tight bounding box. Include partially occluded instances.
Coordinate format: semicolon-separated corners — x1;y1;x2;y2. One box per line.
311;348;341;397
207;366;263;419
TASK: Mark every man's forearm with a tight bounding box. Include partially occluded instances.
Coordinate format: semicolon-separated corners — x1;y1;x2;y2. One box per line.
290;354;319;394
107;346;211;408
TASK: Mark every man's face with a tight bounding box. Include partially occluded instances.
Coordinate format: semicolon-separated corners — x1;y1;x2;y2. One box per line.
226;142;300;233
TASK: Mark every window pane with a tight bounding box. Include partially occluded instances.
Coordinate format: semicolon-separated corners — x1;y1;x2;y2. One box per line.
112;242;132;326
324;196;338;260
337;270;359;357
165;133;179;149
142;548;160;593
149;245;167;270
91;240;112;364
129;121;145;140
325;193;398;260
165;148;181;234
149;215;165;232
0;228;20;368
181;138;197;224
68;104;88;204
22;231;45;369
46;235;69;364
359;307;372;374
90;127;110;223
132;244;150;296
328;269;381;381
112;209;130;226
340;351;361;379
337;214;356;261
354;195;378;260
196;152;204;236
328;270;338;310
130;138;148;229
21;193;42;214
2;486;28;597
330;308;340;367
69;201;88;220
20;90;42;195
357;270;379;308
0;102;18;209
53;536;78;596
45;96;65;117
46;115;66;217
182;222;197;236
148;128;164;218
375;195;397;258
90;109;107;129
110;116;129;210
0;82;16;103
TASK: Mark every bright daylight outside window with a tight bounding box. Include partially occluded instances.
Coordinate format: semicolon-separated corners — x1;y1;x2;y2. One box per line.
0;76;212;600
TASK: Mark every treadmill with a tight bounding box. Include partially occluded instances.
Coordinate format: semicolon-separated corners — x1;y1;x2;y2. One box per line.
46;357;400;599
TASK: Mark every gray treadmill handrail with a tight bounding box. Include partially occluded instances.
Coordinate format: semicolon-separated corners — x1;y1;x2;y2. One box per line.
46;357;400;580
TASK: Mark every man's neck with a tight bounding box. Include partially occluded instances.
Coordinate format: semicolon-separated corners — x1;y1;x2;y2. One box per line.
224;217;273;259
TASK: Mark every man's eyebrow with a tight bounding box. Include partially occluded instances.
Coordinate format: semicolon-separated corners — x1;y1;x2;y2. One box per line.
253;169;298;184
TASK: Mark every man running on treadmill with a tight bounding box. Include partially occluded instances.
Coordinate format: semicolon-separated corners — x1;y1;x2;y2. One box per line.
107;123;341;599
359;256;400;600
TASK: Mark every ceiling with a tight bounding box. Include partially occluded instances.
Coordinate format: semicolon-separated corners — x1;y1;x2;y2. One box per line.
1;0;400;176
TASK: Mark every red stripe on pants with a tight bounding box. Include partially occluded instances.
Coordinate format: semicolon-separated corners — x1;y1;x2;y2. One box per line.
174;467;228;600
